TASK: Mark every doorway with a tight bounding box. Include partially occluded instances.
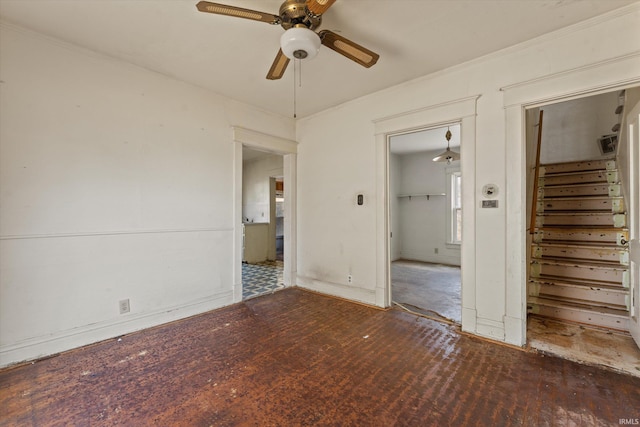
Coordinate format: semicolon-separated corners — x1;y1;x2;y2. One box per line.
241;147;285;300
523;87;640;373
389;124;462;324
232;126;297;304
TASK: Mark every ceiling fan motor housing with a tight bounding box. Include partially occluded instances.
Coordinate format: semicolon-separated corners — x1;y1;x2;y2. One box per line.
279;0;322;30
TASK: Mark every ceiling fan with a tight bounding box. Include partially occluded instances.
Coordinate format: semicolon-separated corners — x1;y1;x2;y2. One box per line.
195;0;380;80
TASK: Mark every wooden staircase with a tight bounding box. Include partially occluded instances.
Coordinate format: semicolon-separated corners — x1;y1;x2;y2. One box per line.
528;159;630;332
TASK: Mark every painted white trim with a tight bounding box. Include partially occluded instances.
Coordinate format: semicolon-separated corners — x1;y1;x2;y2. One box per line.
233;142;244;302
502;53;640;347
232;127;298;303
283;154;297;287
0;291;233;367
296;275;377;306
501;53;640;108
373;96;481;135
373;97;478;338
504;104;528;346
233;127;298;154
476;318;506;341
625;102;640;346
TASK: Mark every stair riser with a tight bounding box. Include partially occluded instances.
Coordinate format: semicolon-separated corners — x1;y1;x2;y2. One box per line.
534;229;628;244
529;282;628;308
531;263;628;285
539;184;621;198
528;303;629;331
538;197;624;212
540;160;615;175
532;245;628;264
535;213;625;227
539;170;618;186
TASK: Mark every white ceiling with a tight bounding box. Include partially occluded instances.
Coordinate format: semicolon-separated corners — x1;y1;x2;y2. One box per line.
390;123;460;155
0;0;635;119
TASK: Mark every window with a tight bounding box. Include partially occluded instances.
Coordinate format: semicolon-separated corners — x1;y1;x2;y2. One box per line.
448;170;462;244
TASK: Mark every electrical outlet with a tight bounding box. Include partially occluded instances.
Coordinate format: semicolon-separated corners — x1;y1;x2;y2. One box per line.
348;275;353;284
119;299;130;314
435;248;439;254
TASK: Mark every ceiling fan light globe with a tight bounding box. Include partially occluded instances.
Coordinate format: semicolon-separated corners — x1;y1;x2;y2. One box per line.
280;27;320;60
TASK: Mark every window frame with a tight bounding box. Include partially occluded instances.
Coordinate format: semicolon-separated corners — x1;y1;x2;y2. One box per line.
446;168;462;245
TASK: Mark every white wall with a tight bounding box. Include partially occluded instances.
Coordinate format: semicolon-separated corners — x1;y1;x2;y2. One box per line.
540;91;620;163
395;150;461;266
0;24;294;366
295;5;640;343
242;153;283;223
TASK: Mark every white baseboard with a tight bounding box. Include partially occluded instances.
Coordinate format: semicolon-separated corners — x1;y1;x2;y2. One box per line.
0;291;233;368
296;275;377;306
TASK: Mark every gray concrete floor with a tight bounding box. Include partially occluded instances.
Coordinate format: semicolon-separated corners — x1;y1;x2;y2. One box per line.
391;260;461;324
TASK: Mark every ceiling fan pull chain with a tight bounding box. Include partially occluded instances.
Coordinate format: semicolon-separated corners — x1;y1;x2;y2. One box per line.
293;59;298;118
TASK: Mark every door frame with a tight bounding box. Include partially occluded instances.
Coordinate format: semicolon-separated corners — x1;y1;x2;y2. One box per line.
502;53;640;346
626;100;640;345
232;127;298;303
374;96;479;334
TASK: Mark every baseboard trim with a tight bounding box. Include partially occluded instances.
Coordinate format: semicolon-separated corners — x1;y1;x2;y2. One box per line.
296;275;377;306
0;291;234;368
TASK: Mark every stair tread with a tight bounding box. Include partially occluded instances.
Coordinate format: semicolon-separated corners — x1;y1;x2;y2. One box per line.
536;225;625;230
533;241;626;249
531;256;626;267
529;296;629;317
540;196;622;200
540;166;614;173
529;276;629;292
532;273;627;288
540;182;616;188
537;211;622;216
536;227;628;233
533;295;627;312
531;257;628;269
541;159;613;168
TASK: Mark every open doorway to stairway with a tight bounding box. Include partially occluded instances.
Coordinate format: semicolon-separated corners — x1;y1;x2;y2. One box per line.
525;88;640;375
389;124;462;324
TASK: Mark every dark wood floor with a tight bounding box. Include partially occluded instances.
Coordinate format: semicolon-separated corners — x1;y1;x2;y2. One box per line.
1;288;638;426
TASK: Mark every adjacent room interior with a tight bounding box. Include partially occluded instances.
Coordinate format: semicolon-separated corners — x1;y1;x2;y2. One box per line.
389;125;462;324
241;147;285;299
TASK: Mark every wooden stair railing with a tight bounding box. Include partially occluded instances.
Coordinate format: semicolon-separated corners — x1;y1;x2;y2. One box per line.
530;110;543;234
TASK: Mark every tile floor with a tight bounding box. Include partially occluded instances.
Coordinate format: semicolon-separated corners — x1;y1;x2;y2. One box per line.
242;260;284;300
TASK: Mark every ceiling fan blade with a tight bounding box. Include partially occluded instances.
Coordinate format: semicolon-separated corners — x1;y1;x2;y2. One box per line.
196;1;280;25
305;0;336;16
266;49;290;80
319;30;379;68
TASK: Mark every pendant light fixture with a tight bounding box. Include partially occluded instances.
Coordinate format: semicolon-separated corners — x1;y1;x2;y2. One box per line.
432;127;460;164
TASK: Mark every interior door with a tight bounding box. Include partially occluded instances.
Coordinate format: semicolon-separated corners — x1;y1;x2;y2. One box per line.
627;101;640;348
